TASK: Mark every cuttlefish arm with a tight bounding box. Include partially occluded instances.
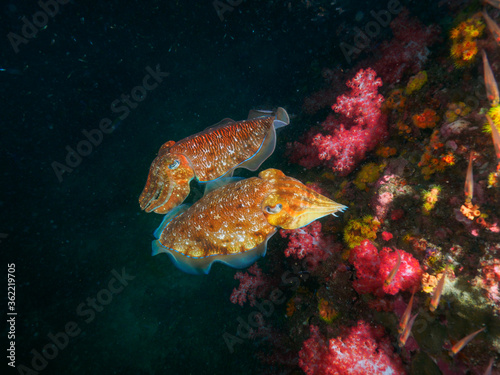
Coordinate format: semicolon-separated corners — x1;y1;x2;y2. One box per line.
152;168;347;274
138;141;195;214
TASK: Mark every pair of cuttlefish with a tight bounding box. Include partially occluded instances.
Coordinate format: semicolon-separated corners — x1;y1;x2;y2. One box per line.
139;108;347;274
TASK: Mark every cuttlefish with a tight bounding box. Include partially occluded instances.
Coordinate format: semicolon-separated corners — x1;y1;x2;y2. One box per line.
139;108;289;214
152;169;347;274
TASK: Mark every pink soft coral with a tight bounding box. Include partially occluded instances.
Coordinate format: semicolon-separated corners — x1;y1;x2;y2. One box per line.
289;68;387;176
299;322;405;375
349;240;422;296
280;221;339;271
230;264;269;307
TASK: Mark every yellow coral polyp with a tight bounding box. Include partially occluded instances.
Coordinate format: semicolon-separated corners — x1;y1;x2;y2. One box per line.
353;162;385;190
449;17;483;68
405;71;427;95
489;105;500;127
483;105;500;134
445;102;471;123
343;215;380;248
450;27;461;40
413;109;440;129
462;42;478;61
450;18;485;41
451;41;478;67
422;185;441;215
488;172;499;188
450;43;462;59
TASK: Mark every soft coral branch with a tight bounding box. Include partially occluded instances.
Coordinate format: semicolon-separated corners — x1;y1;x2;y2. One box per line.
289;68;387;176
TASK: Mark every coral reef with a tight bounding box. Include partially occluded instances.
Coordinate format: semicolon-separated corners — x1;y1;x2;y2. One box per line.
229;4;500;374
348;240;422;296
288;68;386;176
372;10;440;84
230;264;270;307
412;108;440;129
405;70;428;95
298;322;405;375
450;16;484;68
280;221;338;271
343;216;380;249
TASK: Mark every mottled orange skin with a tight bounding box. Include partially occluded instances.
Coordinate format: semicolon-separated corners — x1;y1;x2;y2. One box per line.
139;116;278;214
155;169;346;272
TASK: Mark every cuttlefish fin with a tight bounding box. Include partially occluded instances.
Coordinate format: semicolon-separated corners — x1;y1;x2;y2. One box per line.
153;204;190;240
153;230;276;275
204;118;235;130
203;177;243;195
248;109;273;119
214;234;273;269
238;108;289;171
249;107;289;126
274;107;290;129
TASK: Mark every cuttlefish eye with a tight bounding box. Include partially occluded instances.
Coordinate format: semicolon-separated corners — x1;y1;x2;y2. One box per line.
168;160;180;170
265;203;282;214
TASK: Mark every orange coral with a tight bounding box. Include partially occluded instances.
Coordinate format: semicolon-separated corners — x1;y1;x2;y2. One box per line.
421;272;438;293
413;109;440;129
450;17;484;67
418;130;456;179
376;146;397;158
460;201;481;220
286;298;296;317
318;298;339;324
441;153;455;166
396;121;413;139
384;89;406;112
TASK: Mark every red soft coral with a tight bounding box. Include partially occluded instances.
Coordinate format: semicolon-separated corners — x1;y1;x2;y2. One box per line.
349;240;422;296
299;321;405;375
289;68;387;176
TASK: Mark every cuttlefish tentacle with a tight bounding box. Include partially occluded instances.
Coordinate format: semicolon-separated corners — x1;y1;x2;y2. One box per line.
139;108;289;214
138;150;195;214
152;168;347;274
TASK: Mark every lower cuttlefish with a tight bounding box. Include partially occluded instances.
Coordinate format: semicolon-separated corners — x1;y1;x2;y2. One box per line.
152;169;347;274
